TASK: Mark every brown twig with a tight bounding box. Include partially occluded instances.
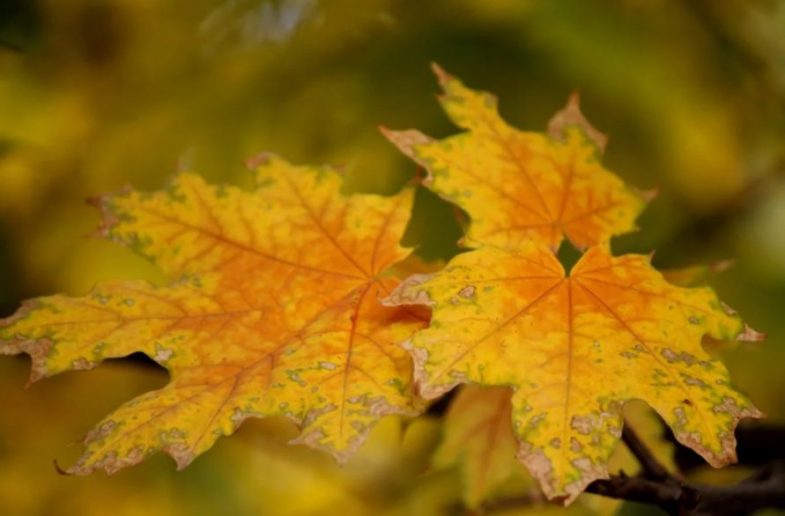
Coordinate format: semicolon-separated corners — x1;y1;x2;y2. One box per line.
586;461;785;515
622;420;673;482
485;466;785;515
481;422;785;515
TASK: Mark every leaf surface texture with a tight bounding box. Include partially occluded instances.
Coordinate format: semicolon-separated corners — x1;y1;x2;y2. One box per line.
0;155;427;472
385;243;759;503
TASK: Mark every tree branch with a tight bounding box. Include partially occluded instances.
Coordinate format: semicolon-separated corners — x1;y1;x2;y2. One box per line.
622;421;673;482
486;466;785;515
481;422;785;515
586;473;689;513
586;461;785;515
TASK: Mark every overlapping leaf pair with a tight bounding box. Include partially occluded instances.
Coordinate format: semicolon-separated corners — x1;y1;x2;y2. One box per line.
0;64;762;506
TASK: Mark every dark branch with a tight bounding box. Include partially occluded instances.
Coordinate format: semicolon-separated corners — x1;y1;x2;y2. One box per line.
586;461;785;515
481;422;785;515
586;473;690;513
487;466;785;515
622;421;673;482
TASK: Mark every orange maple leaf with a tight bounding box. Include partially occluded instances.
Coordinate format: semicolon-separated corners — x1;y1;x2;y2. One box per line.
382;64;650;252
0;154;428;472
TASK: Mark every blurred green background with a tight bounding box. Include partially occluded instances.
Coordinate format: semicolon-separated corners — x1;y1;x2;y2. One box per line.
1;0;784;514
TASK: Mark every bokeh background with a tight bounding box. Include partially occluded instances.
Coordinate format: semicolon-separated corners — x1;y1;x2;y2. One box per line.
1;0;784;514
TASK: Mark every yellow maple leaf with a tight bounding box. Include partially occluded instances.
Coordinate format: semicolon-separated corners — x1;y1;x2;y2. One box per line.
382;64;648;252
0;154;428;472
433;385;531;508
383;243;761;504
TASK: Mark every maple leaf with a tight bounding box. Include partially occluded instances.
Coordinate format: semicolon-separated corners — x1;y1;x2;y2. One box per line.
382;64;649;252
383;243;761;504
0;154;428;473
434;385;530;508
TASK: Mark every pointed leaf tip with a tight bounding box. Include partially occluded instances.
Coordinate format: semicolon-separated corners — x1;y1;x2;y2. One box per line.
548;91;608;153
638;186;659;203
244;151;275;170
380;128;433;161
737;324;766;342
430;62;452;85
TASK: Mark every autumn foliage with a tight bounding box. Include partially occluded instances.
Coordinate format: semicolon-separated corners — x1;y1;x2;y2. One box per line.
0;65;763;507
